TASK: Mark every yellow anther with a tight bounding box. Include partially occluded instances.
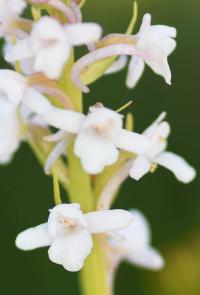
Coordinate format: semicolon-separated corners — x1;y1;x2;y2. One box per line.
116;100;133;113
159;136;165;143
150;163;158;173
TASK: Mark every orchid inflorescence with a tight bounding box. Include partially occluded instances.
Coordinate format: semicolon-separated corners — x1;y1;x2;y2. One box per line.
0;0;196;294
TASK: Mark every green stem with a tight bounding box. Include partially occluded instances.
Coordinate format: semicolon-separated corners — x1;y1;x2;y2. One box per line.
80;236;111;295
52;169;62;205
67;142;94;212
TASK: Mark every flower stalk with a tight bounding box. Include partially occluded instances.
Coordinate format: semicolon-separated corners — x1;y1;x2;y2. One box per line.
0;1;196;295
80;236;111;295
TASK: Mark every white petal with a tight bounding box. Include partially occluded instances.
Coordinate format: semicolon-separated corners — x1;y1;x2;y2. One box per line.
146;26;177;55
65;23;102;46
5;39;34;63
23;88;85;132
43;108;85;134
33;45;71;80
85;209;133;234
0;0;26;21
20;58;35;75
0;70;26;105
105;56;128;75
74;132;119;174
114;129;151;154
155;151;196;183
143;112;167;137
30;16;67;53
48;229;93;272
15;223;51;251
110;210;164;270
144;43;171;84
129;156;151;180
0;93;20;163
127;247;164;270
138;13;152;36
111;210;151;249
150;25;177;39
159;38;176;56
23;88;53;115
3;0;26;16
126;56;145;88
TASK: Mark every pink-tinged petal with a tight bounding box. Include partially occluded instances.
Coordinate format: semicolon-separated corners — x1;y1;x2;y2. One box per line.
47;0;77;24
71;44;142;93
48;229;93;272
15;223;51;251
129;156;151;180
126;56;145;88
85;209;133;234
155;151;196;183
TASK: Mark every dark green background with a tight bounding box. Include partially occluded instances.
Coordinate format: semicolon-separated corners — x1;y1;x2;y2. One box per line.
0;0;199;294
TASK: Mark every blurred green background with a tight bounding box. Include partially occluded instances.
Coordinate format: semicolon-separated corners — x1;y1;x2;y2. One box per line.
0;0;199;294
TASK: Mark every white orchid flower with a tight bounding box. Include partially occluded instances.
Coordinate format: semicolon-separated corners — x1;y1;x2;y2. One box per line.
129;112;196;183
0;69;75;111
16;203;133;272
126;13;177;88
0;69;58;128
0;91;21;164
74;106;153;174
109;210;164;273
0;0;27;39
43;105;152;175
0;70;50;164
5;16;102;79
71;13;176;93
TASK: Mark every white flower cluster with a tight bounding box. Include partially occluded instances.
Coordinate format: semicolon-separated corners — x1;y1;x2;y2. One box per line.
0;0;196;281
